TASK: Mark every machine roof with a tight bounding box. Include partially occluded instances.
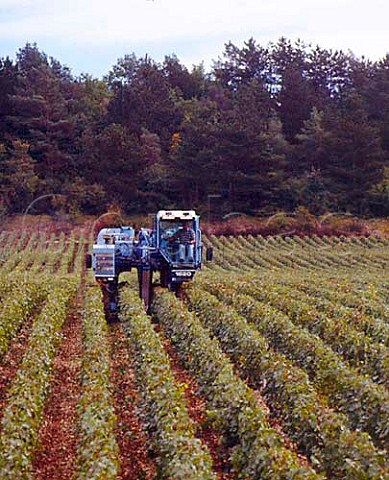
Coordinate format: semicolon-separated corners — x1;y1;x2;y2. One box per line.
157;210;197;220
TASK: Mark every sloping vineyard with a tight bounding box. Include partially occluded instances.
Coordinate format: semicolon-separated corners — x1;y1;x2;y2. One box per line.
0;228;387;479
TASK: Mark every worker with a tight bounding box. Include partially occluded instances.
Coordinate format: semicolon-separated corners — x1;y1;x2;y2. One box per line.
169;221;195;262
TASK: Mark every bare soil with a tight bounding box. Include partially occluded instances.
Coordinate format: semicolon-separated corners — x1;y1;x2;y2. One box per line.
31;296;83;480
0;319;33;429
155;324;235;480
109;320;157;480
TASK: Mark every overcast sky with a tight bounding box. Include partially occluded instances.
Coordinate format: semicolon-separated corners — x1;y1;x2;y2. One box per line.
0;0;388;78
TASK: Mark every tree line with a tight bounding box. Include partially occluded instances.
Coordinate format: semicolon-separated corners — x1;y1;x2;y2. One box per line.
0;38;388;218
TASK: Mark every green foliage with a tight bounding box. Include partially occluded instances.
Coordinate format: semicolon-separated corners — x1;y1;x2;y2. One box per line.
368;166;389;216
76;287;119;480
0;228;387;479
0;278;77;479
233;279;389;387
0;276;48;358
186;283;387;479
0;40;388;215
0;140;39;214
203;281;389;448
152;288;323;480
119;286;216;480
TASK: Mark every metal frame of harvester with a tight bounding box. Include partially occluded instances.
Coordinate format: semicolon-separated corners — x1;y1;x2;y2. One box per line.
86;210;212;313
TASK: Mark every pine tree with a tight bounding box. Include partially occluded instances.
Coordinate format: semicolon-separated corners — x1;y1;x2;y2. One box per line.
8;44;77;192
0;140;39;212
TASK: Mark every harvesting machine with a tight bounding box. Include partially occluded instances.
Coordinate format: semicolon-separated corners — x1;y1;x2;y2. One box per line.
86;210;212;313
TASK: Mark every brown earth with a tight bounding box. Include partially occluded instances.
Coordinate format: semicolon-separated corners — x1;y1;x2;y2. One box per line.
0;319;34;429
31;295;83;480
155;323;235;480
109;320;157;480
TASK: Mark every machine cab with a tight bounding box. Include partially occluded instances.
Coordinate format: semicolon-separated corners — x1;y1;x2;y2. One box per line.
155;210;202;267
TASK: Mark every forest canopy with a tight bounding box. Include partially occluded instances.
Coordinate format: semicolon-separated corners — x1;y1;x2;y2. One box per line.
0;39;388;218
